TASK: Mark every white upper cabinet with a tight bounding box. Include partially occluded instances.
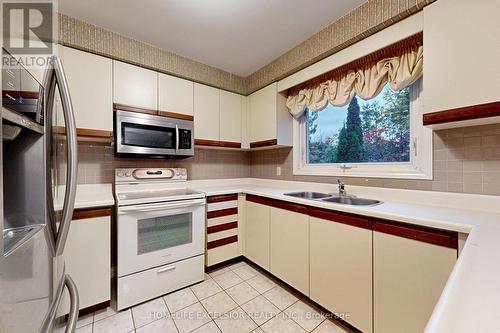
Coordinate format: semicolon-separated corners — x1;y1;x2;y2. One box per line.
113;60;157;110
194;83;220;141
60;46;113;132
219;90;242;144
248;82;292;147
424;0;500;118
158;73;193;116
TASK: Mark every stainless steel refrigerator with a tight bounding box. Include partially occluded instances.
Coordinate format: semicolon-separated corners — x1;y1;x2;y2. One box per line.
0;48;79;332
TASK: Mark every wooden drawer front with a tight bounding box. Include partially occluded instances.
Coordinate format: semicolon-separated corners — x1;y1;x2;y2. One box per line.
207;207;238;219
117;255;204;310
207;194;238;203
207;221;238;234
207;228;238;242
208;200;238;212
373;219;458;249
207;235;238;250
206;242;239;266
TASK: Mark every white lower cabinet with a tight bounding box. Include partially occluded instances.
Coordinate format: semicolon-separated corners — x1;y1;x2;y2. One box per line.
270;207;309;295
309;216;373;333
241;196;457;333
373;230;456;333
244;200;270;270
61;215;111;314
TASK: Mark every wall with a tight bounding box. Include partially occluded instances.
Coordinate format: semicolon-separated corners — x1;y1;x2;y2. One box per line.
72;143;250;184
250;123;500;196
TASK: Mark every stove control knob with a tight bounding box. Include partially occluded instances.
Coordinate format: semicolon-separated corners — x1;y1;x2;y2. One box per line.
125;172;132;177
181;170;186;176
117;171;124;177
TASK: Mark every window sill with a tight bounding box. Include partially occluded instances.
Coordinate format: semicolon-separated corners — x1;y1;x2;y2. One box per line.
293;161;433;180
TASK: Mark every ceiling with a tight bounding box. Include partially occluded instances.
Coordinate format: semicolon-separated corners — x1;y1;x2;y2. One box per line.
58;0;365;77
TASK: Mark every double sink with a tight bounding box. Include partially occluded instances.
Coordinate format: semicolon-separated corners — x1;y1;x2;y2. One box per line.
284;191;381;206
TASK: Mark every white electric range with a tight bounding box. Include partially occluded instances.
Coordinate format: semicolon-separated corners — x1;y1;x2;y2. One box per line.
114;168;206;310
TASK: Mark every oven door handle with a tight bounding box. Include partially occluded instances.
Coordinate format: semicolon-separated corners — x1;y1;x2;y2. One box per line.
119;199;205;213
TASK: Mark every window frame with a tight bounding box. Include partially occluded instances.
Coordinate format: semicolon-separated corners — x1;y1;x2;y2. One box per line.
292;79;433;179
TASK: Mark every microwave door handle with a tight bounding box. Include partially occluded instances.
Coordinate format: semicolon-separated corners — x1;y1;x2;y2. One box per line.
53;56;78;256
175;124;179;154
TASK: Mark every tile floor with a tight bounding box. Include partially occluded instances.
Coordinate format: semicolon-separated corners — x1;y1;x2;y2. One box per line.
73;261;352;333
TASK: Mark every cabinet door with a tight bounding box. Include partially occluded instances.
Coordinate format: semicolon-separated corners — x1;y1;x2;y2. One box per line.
244;201;270;270
374;231;456;333
424;0;500;114
60;47;113;132
158;73;193;116
194;83;220;141
61;216;111;313
219;90;242;144
249;83;277;143
270;207;309;295
113;60;157;110
310;217;372;333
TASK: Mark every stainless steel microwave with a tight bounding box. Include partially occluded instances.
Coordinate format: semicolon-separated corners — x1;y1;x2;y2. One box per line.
114;110;194;157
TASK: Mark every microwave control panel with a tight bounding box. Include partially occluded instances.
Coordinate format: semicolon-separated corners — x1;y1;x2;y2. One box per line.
178;129;192;149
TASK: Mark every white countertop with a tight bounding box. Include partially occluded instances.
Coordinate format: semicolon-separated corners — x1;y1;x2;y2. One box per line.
188;178;500;333
55;183;114;211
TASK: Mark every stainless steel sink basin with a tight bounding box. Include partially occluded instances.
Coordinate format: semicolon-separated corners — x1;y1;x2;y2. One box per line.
284;191;332;200
321;196;381;206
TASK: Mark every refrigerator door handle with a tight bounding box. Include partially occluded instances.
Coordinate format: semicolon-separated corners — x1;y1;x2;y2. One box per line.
64;274;79;333
43;62;58;253
43;56;78;256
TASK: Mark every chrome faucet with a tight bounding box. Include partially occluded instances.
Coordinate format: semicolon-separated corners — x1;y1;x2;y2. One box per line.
337;179;347;197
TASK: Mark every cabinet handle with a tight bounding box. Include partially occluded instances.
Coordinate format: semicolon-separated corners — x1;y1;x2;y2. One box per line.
157;265;176;274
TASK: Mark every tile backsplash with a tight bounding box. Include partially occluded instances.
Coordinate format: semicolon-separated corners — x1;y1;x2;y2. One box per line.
71;123;500;196
250;123;500;196
72;144;250;184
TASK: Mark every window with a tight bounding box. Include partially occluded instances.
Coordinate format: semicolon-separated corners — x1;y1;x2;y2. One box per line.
293;78;433;179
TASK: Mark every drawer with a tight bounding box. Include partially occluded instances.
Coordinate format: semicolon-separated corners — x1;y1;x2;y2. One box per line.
117;255;204;310
207;214;238;227
207;228;238;242
206;242;239;267
207;200;238;212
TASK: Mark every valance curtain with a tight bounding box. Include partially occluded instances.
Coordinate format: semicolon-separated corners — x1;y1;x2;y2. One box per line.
286;41;423;119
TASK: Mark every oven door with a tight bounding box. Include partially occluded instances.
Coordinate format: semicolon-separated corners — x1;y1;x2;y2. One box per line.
117;198;205;277
115;110;177;156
